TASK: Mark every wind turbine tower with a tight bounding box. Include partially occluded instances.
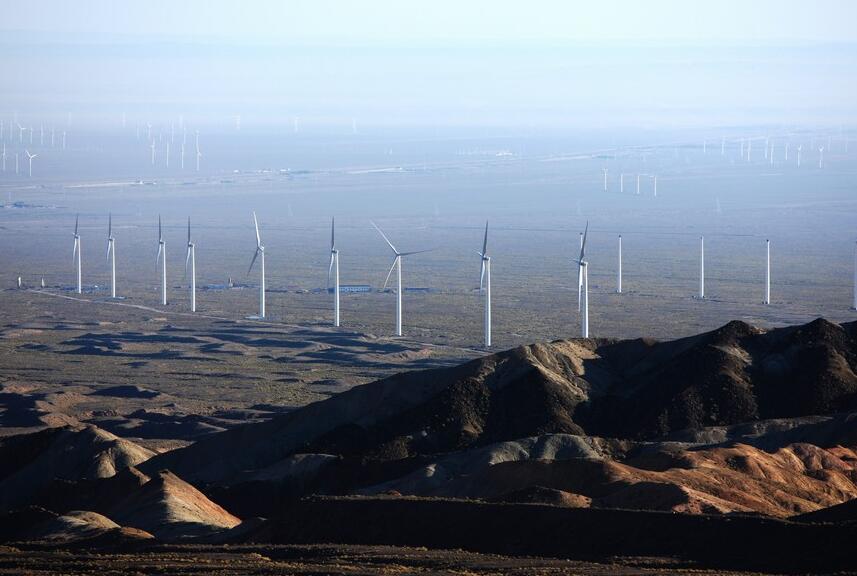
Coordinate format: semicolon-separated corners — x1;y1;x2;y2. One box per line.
602;168;608;192
248;212;265;318
764;239;771;305
477;221;491;348
107;214;116;298
575;223;590;338
72;215;82;294
698;236;705;299
25;150;37;177
372;221;429;337
328;217;340;327
186;218;196;312
617;234;622;293
156;216;167;305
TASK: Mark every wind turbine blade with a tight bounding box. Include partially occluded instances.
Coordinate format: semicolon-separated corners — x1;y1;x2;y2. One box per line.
253;212;261;247
579;221;589;262
185;246;191;279
187;217;191;244
248;248;260;275
330;217;335;250
108;213;112;238
398;249;433;256
482;220;488;256
74;214;79;235
383;257;398;290
156;243;163;265
158;215;162;242
479;259;486;290
73;238;78;263
327;253;335;289
371;221;398;254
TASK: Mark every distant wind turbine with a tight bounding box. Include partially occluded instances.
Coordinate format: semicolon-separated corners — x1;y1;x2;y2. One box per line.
797;144;802;167
601;168;608;192
185;218;196;312
617;234;622;294
574;222;590;338
372;221;430;337
247;212;265;318
328;217;340;327
72;215;82;294
619;173;624;193
818;146;825;169
578;231;584;310
25;149;37;177
477;221;491;348
150;140;156;166
156;215;167;305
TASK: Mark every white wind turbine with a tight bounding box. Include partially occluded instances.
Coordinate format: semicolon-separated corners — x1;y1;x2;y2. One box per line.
477;221;491;348
578;231;584;310
328;217;340;327
853;241;857;311
372;221;430;337
195;131;201;172
156;215;167;305
698;235;705;299
1;143;5;172
616;234;622;293
797;144;802;167
764;239;771;305
185;218;196;312
150;140;156;166
25;149;37;177
574;222;590;338
601;168;608;192
818;146;825;169
107;214;116;298
72;215;82;294
247;212;265;318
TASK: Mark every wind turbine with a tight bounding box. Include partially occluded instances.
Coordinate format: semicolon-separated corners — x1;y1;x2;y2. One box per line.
195;132;201;172
165;142;170;168
698;235;705;299
818;146;825;169
619;173;624;193
107;214;116;298
247;212;265;318
150;140;156;166
574;222;590;338
1;143;5;172
853;241;857;311
185;218;196;312
617;234;622;293
477;221;491;348
328;217;340;327
764;239;770;305
180;142;185;170
156;215;167;305
601;168;608;192
72;215;82;294
797;144;802;167
636;174;641;195
372;221;430;337
25;149;37;177
652;175;658;197
578;231;584;310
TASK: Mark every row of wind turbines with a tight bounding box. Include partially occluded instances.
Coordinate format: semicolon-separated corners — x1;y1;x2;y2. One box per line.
59;213;857;349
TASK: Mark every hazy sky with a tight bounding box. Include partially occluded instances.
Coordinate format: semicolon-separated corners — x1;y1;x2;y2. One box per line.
4;0;857;43
2;1;856;129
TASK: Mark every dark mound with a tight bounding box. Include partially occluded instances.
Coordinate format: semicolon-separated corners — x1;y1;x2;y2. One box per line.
143;319;857;486
793;497;857;524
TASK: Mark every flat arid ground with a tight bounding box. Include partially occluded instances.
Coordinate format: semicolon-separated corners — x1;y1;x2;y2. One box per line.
0;544;776;576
